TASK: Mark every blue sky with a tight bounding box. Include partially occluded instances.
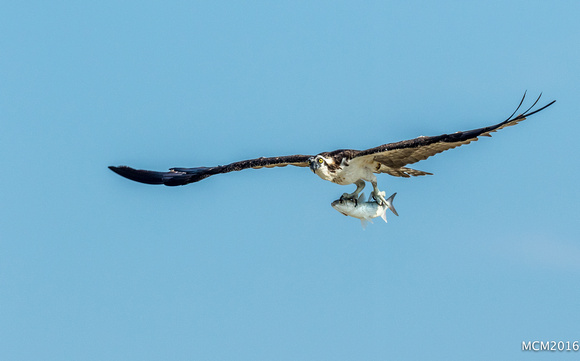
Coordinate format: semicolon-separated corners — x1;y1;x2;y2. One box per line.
2;1;579;360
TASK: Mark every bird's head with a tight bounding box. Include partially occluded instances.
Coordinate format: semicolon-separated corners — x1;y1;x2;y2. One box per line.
308;155;332;175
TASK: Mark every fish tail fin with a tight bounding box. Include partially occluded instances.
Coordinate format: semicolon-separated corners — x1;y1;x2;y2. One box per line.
385;192;399;216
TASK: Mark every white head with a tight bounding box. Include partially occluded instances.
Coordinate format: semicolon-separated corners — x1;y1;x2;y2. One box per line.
308;155;335;180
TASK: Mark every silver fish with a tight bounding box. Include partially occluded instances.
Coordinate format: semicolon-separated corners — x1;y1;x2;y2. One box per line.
331;191;398;229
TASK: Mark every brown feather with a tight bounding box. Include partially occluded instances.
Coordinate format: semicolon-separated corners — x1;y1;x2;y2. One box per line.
349;95;555;177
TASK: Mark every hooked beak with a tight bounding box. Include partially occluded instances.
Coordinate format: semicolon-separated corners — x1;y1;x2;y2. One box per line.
309;158;319;173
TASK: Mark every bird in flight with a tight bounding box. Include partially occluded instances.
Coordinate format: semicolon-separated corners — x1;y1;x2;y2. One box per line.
109;93;555;205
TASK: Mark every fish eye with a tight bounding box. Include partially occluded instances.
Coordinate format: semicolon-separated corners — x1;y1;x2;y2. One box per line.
318;158;323;163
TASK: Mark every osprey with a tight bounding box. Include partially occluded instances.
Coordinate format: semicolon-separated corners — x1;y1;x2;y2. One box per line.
109;94;554;205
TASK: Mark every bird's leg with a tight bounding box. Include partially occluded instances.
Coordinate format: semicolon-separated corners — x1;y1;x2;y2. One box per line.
340;180;366;204
371;180;387;206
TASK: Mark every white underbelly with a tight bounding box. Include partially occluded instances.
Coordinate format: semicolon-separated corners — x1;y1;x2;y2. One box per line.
332;171;362;185
332;161;375;185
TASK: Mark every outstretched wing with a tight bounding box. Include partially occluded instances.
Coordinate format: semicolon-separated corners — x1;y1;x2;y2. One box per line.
109;154;311;186
351;93;555;177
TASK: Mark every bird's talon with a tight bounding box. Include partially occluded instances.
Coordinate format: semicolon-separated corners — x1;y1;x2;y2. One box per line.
372;191;387;206
339;192;359;206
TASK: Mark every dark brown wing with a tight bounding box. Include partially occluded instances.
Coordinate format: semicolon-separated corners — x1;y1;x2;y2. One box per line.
352;93;555;177
109;154;311;186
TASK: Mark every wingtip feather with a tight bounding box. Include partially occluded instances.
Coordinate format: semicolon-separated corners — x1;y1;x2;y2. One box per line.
108;165;165;185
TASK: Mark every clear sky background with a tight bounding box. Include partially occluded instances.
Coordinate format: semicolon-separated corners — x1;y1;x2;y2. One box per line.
1;1;579;360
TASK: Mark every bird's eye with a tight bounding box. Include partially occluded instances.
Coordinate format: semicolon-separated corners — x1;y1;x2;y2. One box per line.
318;158;323;163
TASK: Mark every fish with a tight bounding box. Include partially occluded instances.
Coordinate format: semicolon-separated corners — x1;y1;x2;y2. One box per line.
331;191;398;229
